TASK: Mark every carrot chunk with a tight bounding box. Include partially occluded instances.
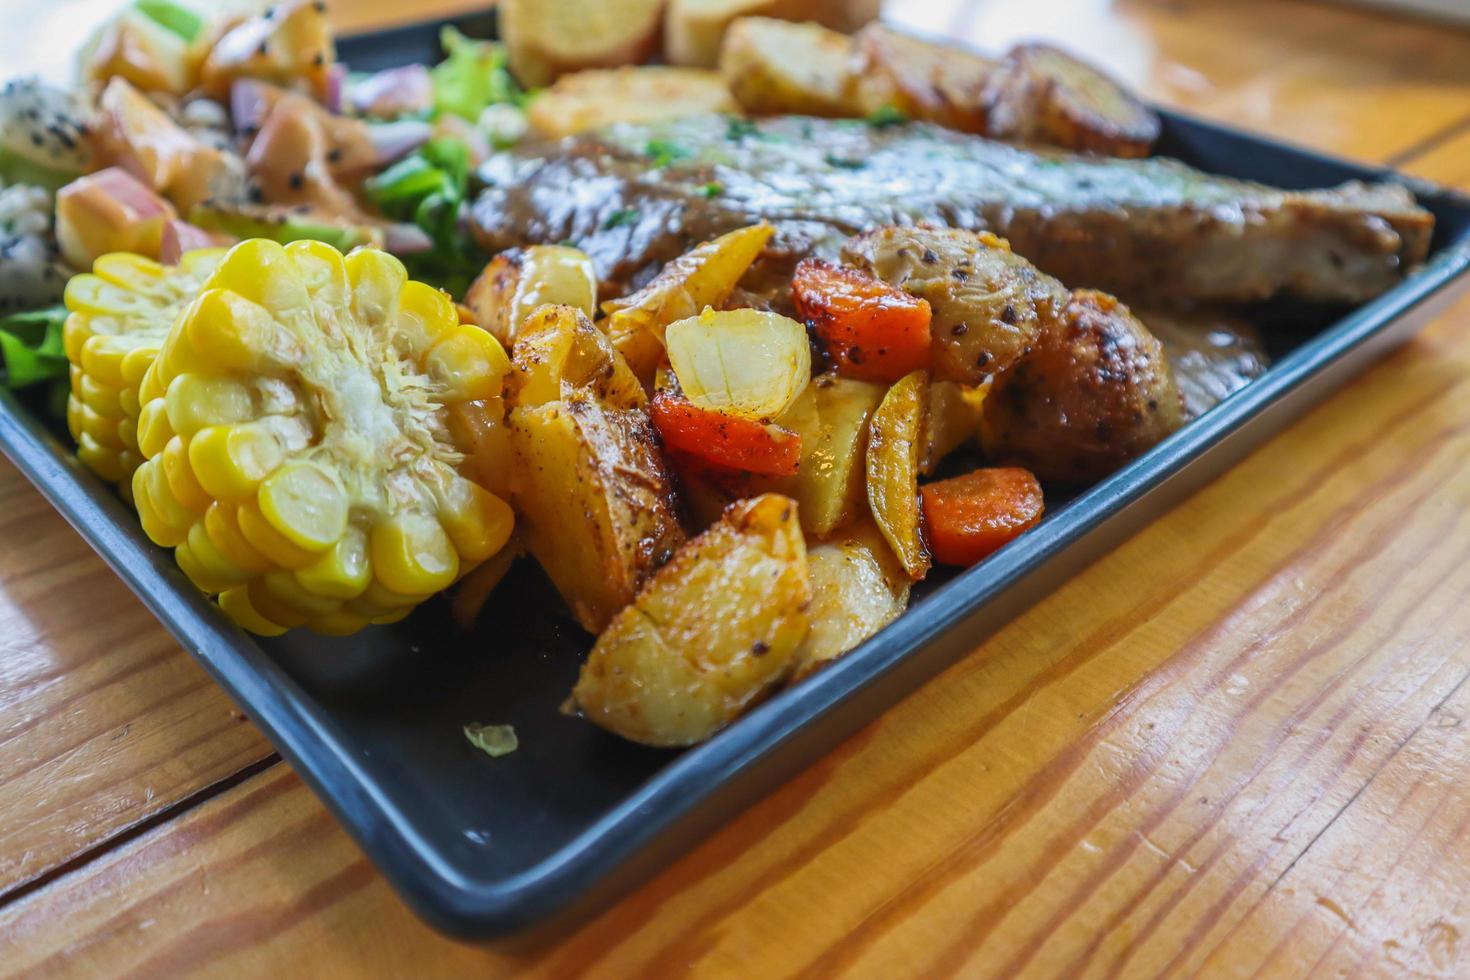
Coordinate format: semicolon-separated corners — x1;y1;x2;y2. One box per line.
793;258;932;382
920;467;1044;566
649;390;801;477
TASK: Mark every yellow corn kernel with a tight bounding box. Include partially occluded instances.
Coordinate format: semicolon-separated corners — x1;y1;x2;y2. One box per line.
120;346;159;387
346;247;407;327
138;362;166;407
285;239;349;304
77;432;130;484
119;386;141;419
257;463;348;552
77;373;125;418
394;280;458;357
245;578;310;629
369;606;413;626
185;521;253;587
161;436;212;513
203;502;272;573
308;610;372;636
235;499;318;569
260;570;343;618
175;538;238;595
145;457;199;530
74;402;123;449
350;579;424;617
218;586;288;637
204;239;310;314
66;396;83;443
425;324;510;402
294;528;371;600
93;252;167;290
188;423;283;501
186;290;304;374
371;512;459;596
136;397;175;459
117;416;140;454
79;334;130;388
63;313;93;363
436;477;514;565
131;464;188;547
164;373;256;437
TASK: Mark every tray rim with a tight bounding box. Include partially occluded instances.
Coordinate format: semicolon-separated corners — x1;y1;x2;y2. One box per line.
3;17;1470;940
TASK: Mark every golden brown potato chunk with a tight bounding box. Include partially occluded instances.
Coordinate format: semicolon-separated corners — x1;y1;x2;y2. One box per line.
719;17;859;117
981;290;1185;484
849;23;1000;130
527;67;738;138
994;43;1160;158
923;380;987;476
793;518;909;680
509;305;646;410
509;393;685;633
667;0;880;68
842;226;1068;386
464;245;598;349
501;0;666;88
867;370;931;580
572;494;811;746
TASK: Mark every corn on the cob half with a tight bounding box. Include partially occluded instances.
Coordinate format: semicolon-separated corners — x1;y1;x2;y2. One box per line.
64;249;227;493
131;238;515;636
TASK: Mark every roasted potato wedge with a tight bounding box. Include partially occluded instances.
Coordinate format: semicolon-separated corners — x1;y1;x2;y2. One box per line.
923;380;987;475
667;0;879;68
772;373;886;535
572;493;811;746
981;290;1185;484
668;372;887;535
500;0;666;88
719;17;858;117
510;304;646;410
527;67;738;139
867;370;931;579
849;23;1000;130
446;397;516;500
1000;43;1160;158
792;517;909;680
509;393;685;633
464;245;598;348
842;226;1067;385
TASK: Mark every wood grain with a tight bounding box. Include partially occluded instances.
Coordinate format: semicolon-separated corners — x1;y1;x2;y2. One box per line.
0;459;273;901
7;289;1470;976
3;1;1470;977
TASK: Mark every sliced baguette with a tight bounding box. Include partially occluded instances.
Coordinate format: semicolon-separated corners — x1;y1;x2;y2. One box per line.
527;67;737;139
500;0;667;88
666;0;879;68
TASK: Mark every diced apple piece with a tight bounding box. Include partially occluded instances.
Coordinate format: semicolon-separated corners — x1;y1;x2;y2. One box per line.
55;167;177;267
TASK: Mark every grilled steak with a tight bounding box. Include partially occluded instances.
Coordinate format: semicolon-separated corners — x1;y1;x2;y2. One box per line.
471;115;1433;306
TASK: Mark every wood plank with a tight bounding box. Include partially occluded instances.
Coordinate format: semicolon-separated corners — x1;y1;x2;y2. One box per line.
1401;125;1470;188
7;287;1470;976
0;459;274;899
882;0;1470;164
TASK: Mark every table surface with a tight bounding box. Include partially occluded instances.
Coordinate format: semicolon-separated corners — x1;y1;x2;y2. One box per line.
4;0;1470;976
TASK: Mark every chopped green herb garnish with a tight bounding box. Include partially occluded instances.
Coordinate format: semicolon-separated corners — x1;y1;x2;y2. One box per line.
823;153;865;170
363;137;486;295
726;117;760;142
135;0;202;42
866;104;908;128
699;182;725;198
602;208;639;230
644;139;690;168
464;723;518;758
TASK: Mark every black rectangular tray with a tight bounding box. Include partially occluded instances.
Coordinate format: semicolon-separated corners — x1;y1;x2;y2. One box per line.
4;12;1470;942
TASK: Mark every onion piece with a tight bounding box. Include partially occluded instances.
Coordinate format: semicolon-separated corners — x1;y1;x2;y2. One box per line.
349;64;433;118
368;119;433;167
665;308;812;421
323;63;346;114
383;221;434;255
230;78;272;137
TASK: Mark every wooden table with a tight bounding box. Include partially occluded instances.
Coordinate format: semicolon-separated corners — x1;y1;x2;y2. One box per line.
4;0;1470;975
